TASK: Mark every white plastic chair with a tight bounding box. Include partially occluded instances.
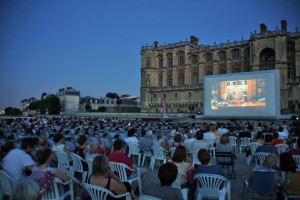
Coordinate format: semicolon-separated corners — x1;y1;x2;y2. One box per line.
239;137;251;153
150;146;169;170
229;136;238;152
139;194;162;200
274;144;289;154
246;142;262;166
193;173;230;200
54;151;73;174
192;149;201;168
171;169;189;200
292;136;299;149
254;152;270;166
0;169;13;200
109;161;142;196
292;155;300;165
85;154;99;177
142;151;152;166
70;153;88;183
64;140;77;152
84;183;131;200
42;177;74;200
126;142;142;166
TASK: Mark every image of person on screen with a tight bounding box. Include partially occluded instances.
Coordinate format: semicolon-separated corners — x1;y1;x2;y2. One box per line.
229;87;243;104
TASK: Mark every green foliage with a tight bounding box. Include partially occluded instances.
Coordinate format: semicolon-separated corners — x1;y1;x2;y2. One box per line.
98;106;106;112
29;96;60;114
4;107;22;115
106;92;120;99
85;103;92;110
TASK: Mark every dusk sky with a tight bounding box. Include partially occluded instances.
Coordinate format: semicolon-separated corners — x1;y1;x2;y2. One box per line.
0;0;299;111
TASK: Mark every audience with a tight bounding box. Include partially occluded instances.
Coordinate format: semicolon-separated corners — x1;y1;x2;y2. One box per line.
255;134;279;155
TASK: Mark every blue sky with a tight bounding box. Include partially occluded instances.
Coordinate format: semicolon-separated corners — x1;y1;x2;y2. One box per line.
0;0;299;111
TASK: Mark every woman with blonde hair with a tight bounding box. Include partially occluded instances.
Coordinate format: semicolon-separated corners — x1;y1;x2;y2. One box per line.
216;134;234;175
87;155;137;200
153;130;169;151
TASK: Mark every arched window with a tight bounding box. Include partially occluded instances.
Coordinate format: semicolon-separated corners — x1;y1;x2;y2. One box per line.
287;42;295;53
205;53;212;62
178;73;184;86
168;74;173;86
219;66;226;74
146;78;150;86
159;74;163;87
218;51;226;61
167;53;173;68
232;49;240;60
205;67;213;75
232;66;240;73
192;55;198;64
146;57;151;67
259;48;275;70
179;55;185;66
288;63;295;78
244;48;250;59
192;72;198;85
158;55;163;68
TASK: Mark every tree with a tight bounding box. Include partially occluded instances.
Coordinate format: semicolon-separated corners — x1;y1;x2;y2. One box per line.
29;96;60;114
106;92;120;99
41;92;47;100
98;106;106;112
85;102;92;110
4;107;22;115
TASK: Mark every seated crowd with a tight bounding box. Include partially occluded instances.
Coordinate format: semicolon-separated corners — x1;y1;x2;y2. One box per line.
0;117;299;199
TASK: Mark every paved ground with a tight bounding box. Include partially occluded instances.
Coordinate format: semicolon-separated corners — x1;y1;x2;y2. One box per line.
141;150;256;200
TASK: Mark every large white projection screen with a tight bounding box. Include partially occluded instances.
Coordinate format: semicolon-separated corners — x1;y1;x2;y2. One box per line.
203;70;280;119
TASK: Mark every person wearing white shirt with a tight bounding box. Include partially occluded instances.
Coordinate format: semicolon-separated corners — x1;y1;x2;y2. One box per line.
204;125;216;147
3;137;36;180
184;132;196;153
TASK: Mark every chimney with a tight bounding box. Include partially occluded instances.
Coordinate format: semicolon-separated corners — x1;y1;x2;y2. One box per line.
281;20;287;32
190;36;199;45
260;23;267;32
154;41;158;47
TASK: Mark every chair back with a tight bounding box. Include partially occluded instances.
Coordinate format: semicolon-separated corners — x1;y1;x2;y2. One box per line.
0;170;13;197
152;146;168;160
71;153;85;173
109;162;130;181
64;140;76;152
240;137;251;146
193;173;229;199
229;136;237;151
248;142;261;155
42;177;73;200
274;144;289;154
171;169;187;189
84;183;131;200
54;151;71;170
254;152;270;166
292;155;300;165
251;170;276;195
192;149;201;167
127;142;140;156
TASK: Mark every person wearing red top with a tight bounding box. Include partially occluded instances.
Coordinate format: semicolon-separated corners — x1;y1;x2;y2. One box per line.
108;139;148;181
272;132;284;146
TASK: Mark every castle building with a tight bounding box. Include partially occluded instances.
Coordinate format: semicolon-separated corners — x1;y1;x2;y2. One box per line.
57;87;80;114
140;20;300;114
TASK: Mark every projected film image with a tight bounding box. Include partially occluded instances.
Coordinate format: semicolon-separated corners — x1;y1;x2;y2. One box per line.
211;79;266;110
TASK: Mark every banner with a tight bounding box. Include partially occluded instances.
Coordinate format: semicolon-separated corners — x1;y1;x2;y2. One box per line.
162;98;167;118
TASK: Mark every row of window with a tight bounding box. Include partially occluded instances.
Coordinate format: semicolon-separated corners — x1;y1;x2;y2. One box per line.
153;92;192;100
146;49;247;68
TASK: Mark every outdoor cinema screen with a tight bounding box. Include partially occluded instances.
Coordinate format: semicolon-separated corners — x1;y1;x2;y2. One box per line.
203;70;280;119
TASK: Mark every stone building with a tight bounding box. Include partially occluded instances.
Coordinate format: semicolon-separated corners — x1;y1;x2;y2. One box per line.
140;20;300;114
57;87;80;114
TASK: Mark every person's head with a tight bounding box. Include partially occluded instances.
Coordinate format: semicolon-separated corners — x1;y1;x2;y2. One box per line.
10;178;41;200
156;130;163;140
187;132;193;139
273;132;279;139
113;139;124;151
174;134;182;143
146;130;153;138
36;148;51;165
205;125;211;132
220;134;229;144
263;153;278;169
278;126;283;132
264;134;274;144
20;137;36;153
158;162;178;186
128;128;136;137
195;130;204;140
172;146;187;163
256;132;263;140
92;155;109;176
38;138;49;148
279;152;297;172
77;135;87;146
198;149;211;165
53;133;63;143
1;141;15;158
